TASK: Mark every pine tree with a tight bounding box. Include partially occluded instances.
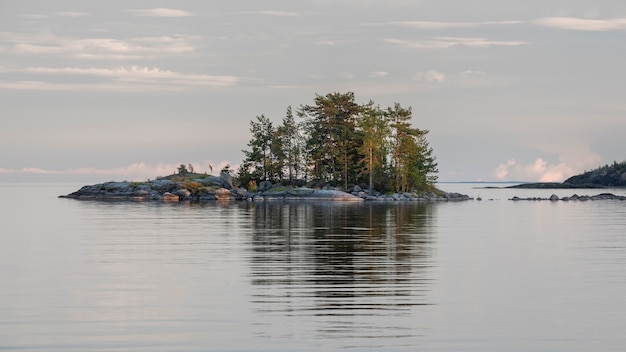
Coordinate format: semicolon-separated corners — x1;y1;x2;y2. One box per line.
358;101;390;192
241;93;438;193
388;103;438;192
277;106;303;185
242;114;274;182
303;92;361;189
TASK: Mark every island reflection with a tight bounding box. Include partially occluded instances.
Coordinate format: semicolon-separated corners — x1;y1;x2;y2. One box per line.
244;201;437;340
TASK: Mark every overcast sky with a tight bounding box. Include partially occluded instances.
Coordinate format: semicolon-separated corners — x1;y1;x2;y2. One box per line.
1;0;625;183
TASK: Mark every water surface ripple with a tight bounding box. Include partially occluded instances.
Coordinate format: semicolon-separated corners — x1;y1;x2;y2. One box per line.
1;183;625;351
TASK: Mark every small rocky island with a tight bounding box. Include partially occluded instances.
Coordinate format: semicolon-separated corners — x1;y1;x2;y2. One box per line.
61;92;470;203
60;171;471;203
510;193;626;201
508;161;626;189
506;161;626;201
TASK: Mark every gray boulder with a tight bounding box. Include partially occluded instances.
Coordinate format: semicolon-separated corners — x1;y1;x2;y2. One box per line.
307;189;363;201
198;194;217;201
199;173;236;189
233;188;249;200
149;191;163;201
133;184;152;196
445;192;471;201
198;175;223;187
258;181;273;192
102;182;131;193
150;179;175;193
220;171;235;189
173;189;192;200
287;188;315;197
75;184;101;196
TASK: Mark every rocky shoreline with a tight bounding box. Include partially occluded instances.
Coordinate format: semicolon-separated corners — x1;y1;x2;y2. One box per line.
510;193;626;201
59;172;471;203
506;182;608;189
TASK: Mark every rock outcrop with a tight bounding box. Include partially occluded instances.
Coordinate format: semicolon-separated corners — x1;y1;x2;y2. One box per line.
563;162;626;187
510;193;626;201
508;161;626;189
507;182;606;189
60;178;470;203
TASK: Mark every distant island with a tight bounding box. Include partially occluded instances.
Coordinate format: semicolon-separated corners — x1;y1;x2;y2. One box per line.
508;161;626;189
503;161;626;201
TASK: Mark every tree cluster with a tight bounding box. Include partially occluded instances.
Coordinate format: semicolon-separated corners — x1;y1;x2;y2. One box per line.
238;92;438;193
564;160;626;187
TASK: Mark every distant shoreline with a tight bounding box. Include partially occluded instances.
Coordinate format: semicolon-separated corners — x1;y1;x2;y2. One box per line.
490;182;611;189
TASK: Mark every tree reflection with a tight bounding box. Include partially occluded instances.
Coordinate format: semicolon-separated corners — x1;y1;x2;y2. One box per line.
246;201;436;322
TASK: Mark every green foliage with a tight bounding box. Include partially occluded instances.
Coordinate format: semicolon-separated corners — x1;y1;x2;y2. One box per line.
569;160;626;186
221;164;233;175
240;92;439;193
302;92;363;189
241;114;280;182
276;106;304;185
177;164;188;175
586;160;626;173
236;160;254;190
387;103;438;192
358;101;390;192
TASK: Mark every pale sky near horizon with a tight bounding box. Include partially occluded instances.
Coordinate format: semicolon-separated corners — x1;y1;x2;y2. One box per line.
1;0;625;183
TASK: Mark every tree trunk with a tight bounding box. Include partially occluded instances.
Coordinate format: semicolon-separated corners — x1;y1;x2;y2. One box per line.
369;140;373;192
344;148;348;190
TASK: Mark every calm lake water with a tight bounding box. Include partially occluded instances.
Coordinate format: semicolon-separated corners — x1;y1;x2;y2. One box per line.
1;183;626;351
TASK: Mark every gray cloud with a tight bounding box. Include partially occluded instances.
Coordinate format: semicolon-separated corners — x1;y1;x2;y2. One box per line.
0;32;198;59
2;0;625;182
127;8;194;17
0;65;241;93
54;12;91;17
384;37;529;49
379;20;523;29
534;17;626;31
258;10;299;17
